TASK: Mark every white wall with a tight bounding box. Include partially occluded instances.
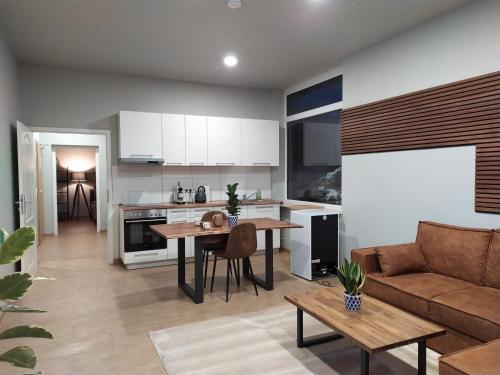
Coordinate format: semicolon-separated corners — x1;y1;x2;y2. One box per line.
343;0;500;108
18;66;283;166
0;31;18;275
340;0;500;258
36;132;108;233
284;0;500;259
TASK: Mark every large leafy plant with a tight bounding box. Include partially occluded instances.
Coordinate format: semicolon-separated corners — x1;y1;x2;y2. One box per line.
336;258;366;296
0;227;52;372
225;183;241;216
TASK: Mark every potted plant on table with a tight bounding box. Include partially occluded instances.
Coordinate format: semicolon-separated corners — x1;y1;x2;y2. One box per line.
336;258;366;312
225;183;240;227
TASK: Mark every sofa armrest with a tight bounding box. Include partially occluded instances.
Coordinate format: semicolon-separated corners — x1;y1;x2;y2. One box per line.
351;247;381;274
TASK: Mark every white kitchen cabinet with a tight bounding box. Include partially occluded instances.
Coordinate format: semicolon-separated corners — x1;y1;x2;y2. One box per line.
246;205;280;250
119;111;163;161
242;119;279;166
207;117;242;166
167;208;193;258
162;113;186;166
185;115;208;166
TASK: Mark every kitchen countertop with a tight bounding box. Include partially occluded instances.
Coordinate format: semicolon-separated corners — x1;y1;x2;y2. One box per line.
120;199;282;211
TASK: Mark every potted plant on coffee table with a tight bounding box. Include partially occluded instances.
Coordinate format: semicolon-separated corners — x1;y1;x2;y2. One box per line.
225;183;240;226
336;258;366;312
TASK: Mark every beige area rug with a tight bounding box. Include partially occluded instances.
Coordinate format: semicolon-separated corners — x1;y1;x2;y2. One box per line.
149;305;439;375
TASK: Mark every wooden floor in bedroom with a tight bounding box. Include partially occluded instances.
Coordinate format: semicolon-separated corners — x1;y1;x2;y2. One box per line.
0;219;324;375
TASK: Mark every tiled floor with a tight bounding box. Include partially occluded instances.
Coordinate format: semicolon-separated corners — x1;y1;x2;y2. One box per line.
0;219;322;374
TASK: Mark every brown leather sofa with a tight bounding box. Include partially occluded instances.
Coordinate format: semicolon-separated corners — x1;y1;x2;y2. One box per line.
351;221;500;355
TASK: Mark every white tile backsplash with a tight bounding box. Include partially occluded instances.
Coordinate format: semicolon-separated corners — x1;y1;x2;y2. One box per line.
129;177;163;191
112;165;272;205
129;191;163;205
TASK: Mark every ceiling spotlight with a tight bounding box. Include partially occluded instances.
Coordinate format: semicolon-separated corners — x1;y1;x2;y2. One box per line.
227;0;242;9
223;55;238;67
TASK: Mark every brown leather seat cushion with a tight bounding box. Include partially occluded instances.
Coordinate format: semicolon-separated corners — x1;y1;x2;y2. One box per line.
484;229;500;288
439;339;500;375
365;272;475;317
430;286;500;342
416;221;491;285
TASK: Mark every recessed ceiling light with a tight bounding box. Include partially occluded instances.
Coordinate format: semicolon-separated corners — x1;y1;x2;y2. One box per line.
223;55;238;67
227;0;242;9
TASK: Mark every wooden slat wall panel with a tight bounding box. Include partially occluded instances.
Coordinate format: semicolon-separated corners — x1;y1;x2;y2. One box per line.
341;72;500;214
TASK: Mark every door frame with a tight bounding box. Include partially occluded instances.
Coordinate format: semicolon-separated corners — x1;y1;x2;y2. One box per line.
16;121;37;273
32;127;114;264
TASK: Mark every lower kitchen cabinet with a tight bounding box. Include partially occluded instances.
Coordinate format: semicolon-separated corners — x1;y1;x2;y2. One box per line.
167;208;193;258
165;204;280;260
246;205;280;250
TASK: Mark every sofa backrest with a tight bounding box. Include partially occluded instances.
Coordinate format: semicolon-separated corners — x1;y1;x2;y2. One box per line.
416;221;492;285
484;229;500;288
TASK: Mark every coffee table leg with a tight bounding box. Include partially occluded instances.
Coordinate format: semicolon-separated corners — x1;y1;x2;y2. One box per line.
418;339;427;375
361;350;370;375
296;307;343;348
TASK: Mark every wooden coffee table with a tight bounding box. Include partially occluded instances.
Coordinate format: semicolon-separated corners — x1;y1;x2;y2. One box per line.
285;288;446;375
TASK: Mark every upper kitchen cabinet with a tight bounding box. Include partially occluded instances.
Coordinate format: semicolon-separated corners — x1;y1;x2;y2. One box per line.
162;113;186;166
207;116;242;166
242;119;279;166
185;115;208;165
119;111;163;163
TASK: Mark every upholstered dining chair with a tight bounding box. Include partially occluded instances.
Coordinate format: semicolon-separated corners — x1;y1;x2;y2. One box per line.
210;223;259;302
200;211;228;288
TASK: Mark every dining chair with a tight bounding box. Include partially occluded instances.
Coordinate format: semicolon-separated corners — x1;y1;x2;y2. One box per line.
210;223;259;302
201;211;228;288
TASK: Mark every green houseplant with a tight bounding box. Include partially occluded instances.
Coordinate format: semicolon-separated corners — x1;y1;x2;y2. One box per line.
336;258;366;312
225;183;240;226
0;227;52;372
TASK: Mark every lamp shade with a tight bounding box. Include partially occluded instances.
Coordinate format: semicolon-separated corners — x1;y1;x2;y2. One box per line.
71;172;87;182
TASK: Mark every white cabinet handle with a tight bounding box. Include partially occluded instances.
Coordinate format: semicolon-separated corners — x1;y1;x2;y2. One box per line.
190;162;205;165
129;154;154;157
252;163;270;166
255;206;273;209
216;162;235;166
166;162;182;165
134;252;158;257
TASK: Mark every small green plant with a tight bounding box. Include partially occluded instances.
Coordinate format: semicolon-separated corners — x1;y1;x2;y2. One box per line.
0;227;52;372
225;183;241;216
336;258;366;296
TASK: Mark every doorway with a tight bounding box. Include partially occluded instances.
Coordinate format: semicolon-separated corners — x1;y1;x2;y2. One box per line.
54;145;98;234
35;131;109;237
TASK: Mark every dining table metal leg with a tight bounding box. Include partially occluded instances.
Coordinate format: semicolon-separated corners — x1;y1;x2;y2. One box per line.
177;236;204;304
243;229;274;290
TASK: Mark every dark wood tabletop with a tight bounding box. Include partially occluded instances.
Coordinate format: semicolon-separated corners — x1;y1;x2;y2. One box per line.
151;218;302;239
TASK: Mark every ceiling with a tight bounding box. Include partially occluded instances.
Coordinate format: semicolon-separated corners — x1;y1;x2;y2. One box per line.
0;0;471;90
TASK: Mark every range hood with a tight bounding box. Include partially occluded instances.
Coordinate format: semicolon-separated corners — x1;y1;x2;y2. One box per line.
119;156;164;164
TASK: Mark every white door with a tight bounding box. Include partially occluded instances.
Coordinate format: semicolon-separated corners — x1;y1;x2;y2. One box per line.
242;119;279;166
162;113;186;165
185;115;208;166
17;121;37;273
207;117;242;165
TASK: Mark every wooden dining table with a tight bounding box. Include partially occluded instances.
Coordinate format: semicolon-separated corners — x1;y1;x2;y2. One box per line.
150;218;302;304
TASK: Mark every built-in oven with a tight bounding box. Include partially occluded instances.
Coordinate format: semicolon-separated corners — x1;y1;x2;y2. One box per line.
120;208;168;268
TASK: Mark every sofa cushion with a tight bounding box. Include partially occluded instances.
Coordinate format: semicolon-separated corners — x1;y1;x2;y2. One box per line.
430;286;500;342
375;243;428;276
484;229;500;288
439;339;500;375
416;221;491;284
365;272;475;318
